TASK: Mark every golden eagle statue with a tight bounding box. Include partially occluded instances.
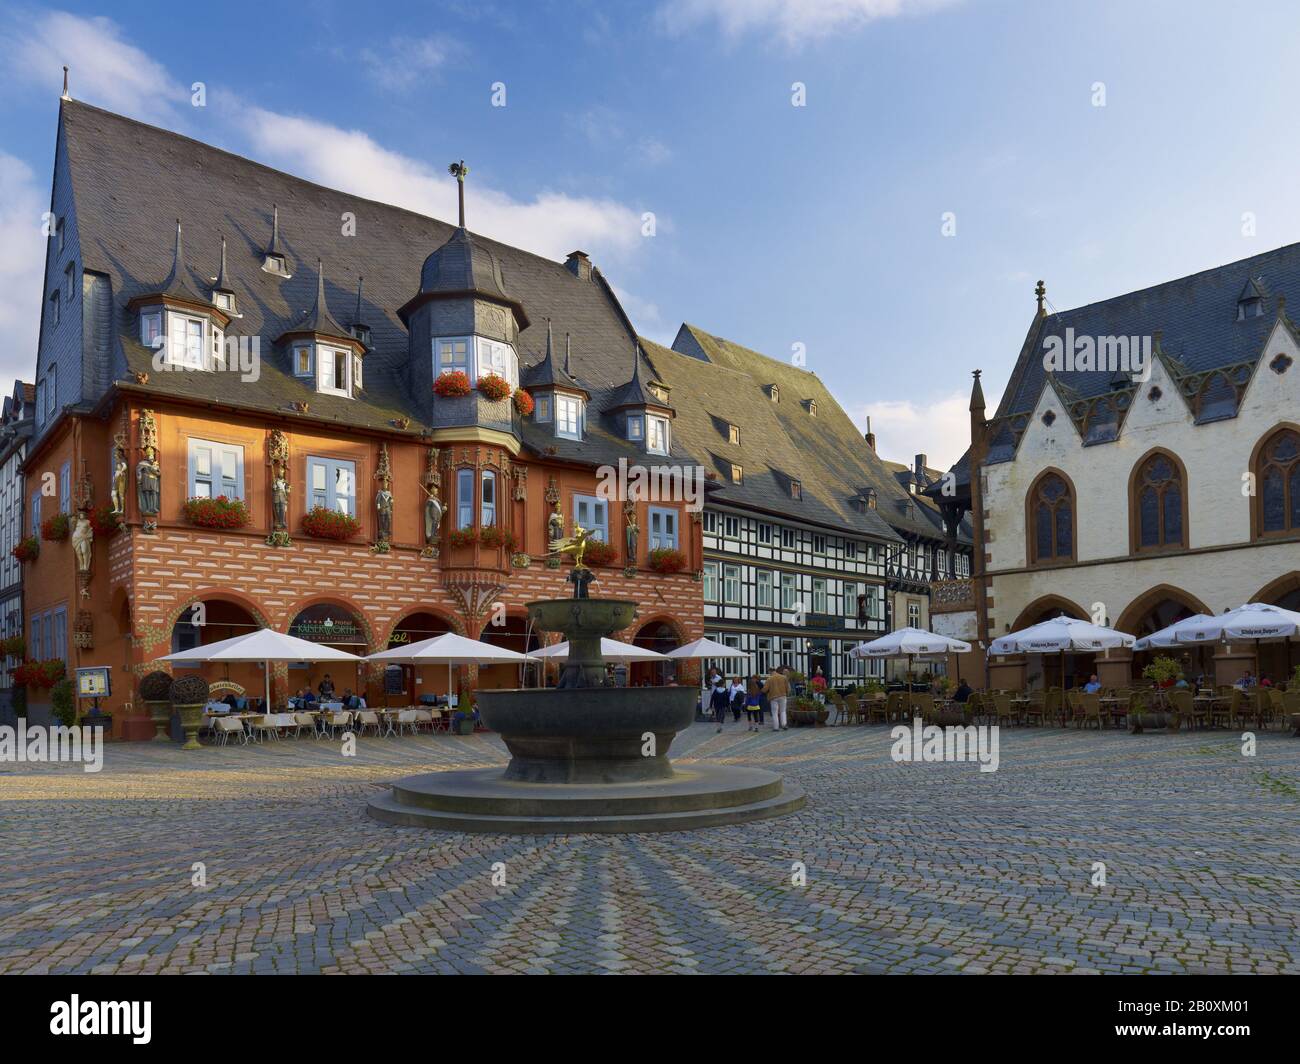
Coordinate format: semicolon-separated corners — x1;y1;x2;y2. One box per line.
549;524;596;570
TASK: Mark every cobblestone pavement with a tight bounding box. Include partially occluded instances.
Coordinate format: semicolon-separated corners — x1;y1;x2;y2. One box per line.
1;722;1298;974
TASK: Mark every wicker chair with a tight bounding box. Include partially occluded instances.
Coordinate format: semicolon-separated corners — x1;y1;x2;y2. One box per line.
992;692;1016;727
1078;692;1104;730
911;692;936;725
1024;690;1046;726
1046;688;1066;727
884;691;905;724
1167;688;1204;730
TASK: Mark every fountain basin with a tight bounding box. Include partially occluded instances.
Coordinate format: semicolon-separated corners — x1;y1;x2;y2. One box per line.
477;686;697;782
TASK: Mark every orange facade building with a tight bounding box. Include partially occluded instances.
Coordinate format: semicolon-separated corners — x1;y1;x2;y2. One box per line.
24;101;703;737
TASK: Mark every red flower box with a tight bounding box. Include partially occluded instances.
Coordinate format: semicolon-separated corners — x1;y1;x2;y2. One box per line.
583;540;619;567
302;506;361;540
183;495;251;529
90;505;123;537
13;658;65;689
448;527;477;549
41;512;70;542
12;537;39;563
479;525;517;552
433;370;471;397
647;547;687;573
512;388;535;417
477;373;511;401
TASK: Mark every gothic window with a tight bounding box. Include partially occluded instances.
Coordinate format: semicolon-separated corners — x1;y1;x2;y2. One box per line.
1132;452;1185;551
1028;471;1074;564
1257;428;1300;536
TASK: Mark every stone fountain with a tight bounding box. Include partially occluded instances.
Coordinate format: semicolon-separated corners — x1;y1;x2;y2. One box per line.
367;591;805;834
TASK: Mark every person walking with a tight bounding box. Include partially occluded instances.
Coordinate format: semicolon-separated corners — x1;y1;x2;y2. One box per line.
729;676;746;722
745;676;763;732
763;665;790;732
709;676;731;733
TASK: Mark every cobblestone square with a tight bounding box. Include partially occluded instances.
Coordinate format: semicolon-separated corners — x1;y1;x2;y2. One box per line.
1;724;1298;975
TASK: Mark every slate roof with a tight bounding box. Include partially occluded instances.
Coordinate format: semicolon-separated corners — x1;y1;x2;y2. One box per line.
663;324;969;544
939;242;1300;487
638;336;901;543
58;100;682;466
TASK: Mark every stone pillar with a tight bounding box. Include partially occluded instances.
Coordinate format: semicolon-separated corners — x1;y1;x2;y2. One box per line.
1097;650;1132;690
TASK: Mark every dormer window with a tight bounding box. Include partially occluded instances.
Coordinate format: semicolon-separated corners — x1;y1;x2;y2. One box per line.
263;253;288;278
317;344;353;397
807;399;818;417
536;395;552;422
434;336;518;388
141;311;163;349
1237;278;1265;320
293;344;314;377
646;414;669;455
648;382;670;404
556;394;584;440
769;384;780;403
627;414;644;441
730;464;743;484
727;423;740;445
790;479;802;500
213;290;235;313
350;322;372;348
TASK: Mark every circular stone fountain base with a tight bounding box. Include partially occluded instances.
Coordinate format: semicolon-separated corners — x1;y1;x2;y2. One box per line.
366;763;805;834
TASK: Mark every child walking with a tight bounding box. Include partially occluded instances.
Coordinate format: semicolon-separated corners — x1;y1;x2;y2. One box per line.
745;676;763;732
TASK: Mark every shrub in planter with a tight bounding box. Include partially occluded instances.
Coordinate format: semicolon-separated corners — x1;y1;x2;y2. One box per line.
12;537;39;563
512;388;535;417
41;512;70;542
50;679;76;729
170;674;210;750
302;506;361;540
582;540;619;567
646;547;687;573
1142;655;1182;689
90;504;123;537
433;370;471;397
183;495;251;530
139;670;175;742
476;373;511;401
479;525;517;552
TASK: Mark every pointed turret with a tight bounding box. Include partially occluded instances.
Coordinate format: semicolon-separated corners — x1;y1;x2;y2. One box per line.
159;219;202;302
277;261;362;352
211;234;237;314
261;204;291;277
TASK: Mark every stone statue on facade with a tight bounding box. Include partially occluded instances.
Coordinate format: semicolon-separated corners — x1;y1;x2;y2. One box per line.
72;511;94;573
376;483;394;542
137;449;161;517
111;434;128;515
623;501;639;561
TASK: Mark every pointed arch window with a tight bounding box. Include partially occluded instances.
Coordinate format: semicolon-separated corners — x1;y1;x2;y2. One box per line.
1028;471;1074;564
1257;428;1300;536
1132;452;1185;551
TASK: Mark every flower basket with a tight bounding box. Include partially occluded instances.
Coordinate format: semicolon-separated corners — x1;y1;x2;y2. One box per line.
1;635;26;659
183;495;251;530
647;547;687;573
448;527;477;549
14;659;66;689
41;512;70;542
433;370;471;397
479;525;517;552
476;373;511;401
582;540;619;567
302;506;361;540
512;388;535;417
90;504;123;537
11;537;38;563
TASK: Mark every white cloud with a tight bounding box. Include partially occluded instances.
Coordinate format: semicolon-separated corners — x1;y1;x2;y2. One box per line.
856;382;1002;471
0;152;47;388
237;106;649;263
2;10;186;124
657;0;959;47
360;35;461;92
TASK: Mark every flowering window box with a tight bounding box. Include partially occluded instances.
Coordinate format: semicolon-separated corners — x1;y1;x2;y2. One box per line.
41;513;70;542
477;373;511;401
12;537;39;563
302;506;361;540
183;496;251;530
647;547;687;573
433;370;472;397
582;540;619;567
512;388;535;417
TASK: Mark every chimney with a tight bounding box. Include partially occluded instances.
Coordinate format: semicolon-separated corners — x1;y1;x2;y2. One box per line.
565;250;592;281
864;415;876;452
914;453;927;480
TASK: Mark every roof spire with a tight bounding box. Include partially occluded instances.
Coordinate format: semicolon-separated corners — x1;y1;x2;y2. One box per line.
353;275;365;321
630;336;642;381
269;204;282;253
969;369;986;414
157;217;200;301
448;160;469;228
544;318;555;361
61;65;70;101
214;234;229;287
1035;279;1046;316
564;333;573;377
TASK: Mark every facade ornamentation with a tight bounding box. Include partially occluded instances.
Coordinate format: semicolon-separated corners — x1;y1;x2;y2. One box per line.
421;445;444;558
445;577;507;637
623;501;639;561
267;429;290;543
72;511;94;587
136;409;161;533
111;433;129;515
545;475;563;544
513;463;528;502
374;442;393;549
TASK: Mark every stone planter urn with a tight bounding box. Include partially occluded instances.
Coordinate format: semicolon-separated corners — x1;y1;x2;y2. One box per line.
138;671;176;743
170;675;211;751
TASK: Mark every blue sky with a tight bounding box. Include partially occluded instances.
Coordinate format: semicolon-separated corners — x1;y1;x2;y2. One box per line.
4;0;1300;467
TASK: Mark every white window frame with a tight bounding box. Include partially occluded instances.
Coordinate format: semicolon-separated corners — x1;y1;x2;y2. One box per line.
481;469;497;527
435;336;471;379
843;581;858;619
317;344;351;397
723;564;741;605
648;506;678;550
780;572;797;611
307;455;356;516
781;527;797;549
167;311;205;369
573;494;608;542
141;310;163;350
475;336;518;388
646;414;669;455
723;515;740;539
293;343;314;378
456;468;474;530
812;578;827;614
188;438;245;501
556;395;584;440
703;561;719;602
757;522;773;545
756;569;773;608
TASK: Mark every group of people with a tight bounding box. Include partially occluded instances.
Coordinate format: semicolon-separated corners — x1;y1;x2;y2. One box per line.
288;674;368;710
705;665;795;733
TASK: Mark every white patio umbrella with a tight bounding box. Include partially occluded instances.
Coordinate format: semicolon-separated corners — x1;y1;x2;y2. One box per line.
162;628;362;710
851;627;972;714
366;632;528;704
1173;602;1300;680
666;637;751;661
527;638;668;662
1134;614;1216;651
989;615;1135;691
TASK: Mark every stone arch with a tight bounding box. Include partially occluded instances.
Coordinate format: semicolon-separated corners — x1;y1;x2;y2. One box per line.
1115;583;1211;636
283;593;376;650
1127;447;1190;554
141;587;272;656
1008;593;1090;633
1252;571;1300;609
1249;421;1300;539
379;604;464;648
1024;466;1078;566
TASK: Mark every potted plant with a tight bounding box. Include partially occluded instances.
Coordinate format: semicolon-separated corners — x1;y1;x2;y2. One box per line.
90;504;124;537
512;388;534;417
582;540;619;567
479;525;517;552
451;709;476;735
476;373;511;401
170;674;210;750
12;536;39;563
647;547;687;573
183;495;251;529
302;506;361;540
789;695;827;727
139;670;175;742
51;679;76;729
41;512;70;542
433;370;471;397
1142;655;1182;689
